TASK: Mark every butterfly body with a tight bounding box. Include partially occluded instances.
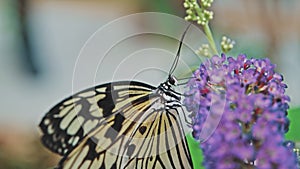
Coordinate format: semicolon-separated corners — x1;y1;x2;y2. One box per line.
39;79;193;169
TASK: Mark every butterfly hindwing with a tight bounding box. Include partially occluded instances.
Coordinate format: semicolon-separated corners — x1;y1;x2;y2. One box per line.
122;108;192;169
56;107;192;169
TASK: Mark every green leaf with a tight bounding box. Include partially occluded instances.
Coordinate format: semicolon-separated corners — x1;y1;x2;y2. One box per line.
186;134;204;169
285;107;300;141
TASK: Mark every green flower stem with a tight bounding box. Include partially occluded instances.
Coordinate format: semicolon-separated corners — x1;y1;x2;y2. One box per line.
203;23;218;56
190;2;219;55
185;0;218;56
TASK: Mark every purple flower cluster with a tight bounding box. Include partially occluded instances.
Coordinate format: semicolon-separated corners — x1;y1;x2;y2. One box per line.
184;54;298;168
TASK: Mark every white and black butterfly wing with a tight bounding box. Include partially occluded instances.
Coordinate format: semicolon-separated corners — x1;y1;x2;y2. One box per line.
56;103;192;169
39;81;155;155
120;108;192;169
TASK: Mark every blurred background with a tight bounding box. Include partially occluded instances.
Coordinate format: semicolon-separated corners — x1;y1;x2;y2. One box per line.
0;0;299;168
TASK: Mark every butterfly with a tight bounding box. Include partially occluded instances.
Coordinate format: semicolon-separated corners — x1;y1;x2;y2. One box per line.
39;24;193;169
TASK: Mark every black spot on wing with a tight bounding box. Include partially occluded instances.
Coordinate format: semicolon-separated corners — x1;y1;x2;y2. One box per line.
112;114;125;132
84;138;98;160
104;114;125;141
139;126;147;135
97;84;117;117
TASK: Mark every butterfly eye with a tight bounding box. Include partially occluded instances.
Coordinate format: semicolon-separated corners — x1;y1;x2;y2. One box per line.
168;75;178;86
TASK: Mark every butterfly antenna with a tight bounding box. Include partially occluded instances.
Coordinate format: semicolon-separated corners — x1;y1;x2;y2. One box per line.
169;23;192;75
177;76;195;81
177;82;189;86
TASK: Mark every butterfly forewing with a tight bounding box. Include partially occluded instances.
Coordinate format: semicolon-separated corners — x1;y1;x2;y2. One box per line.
39;81;155;155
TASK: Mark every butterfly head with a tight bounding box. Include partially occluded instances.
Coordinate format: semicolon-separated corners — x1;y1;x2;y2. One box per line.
157;75;181;109
168;75;178;86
